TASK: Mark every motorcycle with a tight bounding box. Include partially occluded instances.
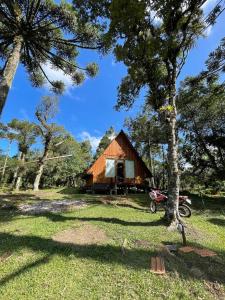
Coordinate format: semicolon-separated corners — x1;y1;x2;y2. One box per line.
149;189;192;217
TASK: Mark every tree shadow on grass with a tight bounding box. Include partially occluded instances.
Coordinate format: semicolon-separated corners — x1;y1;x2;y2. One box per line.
0;255;51;286
1;232;225;290
188;193;225;215
38;213;166;227
0;231;153;287
208;218;225;227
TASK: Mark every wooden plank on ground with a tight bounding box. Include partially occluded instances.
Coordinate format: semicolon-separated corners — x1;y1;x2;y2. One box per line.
150;256;166;275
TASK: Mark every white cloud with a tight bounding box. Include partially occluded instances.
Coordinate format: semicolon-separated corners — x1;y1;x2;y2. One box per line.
42;62;74;94
78;131;102;152
202;0;218;10
204;24;213;37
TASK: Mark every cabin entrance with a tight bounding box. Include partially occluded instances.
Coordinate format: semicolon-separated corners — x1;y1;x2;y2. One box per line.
116;161;124;182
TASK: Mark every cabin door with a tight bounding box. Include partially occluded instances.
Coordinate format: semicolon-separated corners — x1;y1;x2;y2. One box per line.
116;160;124;182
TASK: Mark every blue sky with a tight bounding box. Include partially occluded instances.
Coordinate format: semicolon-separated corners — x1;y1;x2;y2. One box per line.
0;0;224;155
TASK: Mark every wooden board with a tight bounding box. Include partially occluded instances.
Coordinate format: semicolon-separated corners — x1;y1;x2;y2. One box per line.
150;256;166;275
179;246;217;257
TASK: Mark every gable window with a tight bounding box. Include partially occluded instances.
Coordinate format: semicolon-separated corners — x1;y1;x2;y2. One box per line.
105;159;115;177
125;160;135;178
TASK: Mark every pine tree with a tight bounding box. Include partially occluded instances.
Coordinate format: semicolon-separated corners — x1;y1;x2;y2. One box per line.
0;0;101;116
94;126;116;159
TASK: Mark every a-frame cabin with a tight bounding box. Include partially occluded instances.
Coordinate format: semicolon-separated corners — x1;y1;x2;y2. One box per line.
84;130;152;193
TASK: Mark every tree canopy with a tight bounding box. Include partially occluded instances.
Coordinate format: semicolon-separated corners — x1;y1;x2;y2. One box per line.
0;0;102;115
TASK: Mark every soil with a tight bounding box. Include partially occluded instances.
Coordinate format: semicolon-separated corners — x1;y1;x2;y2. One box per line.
18;200;88;214
53;224;108;245
133;239;151;248
204;280;225;300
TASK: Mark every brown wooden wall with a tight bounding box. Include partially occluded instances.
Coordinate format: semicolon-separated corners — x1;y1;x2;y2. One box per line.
86;132;150;186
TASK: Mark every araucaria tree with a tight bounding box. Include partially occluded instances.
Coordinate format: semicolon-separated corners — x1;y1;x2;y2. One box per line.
0;0;100;116
74;0;225;225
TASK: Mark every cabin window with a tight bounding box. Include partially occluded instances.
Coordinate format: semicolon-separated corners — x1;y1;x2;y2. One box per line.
125;160;135;178
105;159;115;177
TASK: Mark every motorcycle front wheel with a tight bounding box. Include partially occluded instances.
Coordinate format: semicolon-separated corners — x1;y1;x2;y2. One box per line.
150;201;157;213
179;204;191;218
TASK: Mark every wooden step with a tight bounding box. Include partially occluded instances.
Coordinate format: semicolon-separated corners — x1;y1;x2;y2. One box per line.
150;256;166;275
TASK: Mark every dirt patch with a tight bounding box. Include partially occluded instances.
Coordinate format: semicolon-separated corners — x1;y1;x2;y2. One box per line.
204;281;225;300
53;224;108;245
18;200;88;214
133;239;151;248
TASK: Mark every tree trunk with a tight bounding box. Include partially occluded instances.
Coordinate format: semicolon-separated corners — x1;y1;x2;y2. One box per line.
162;65;181;227
148;137;155;188
11;152;22;187
0;36;23;117
15;152;25;191
161;145;166;190
166;109;180;226
1;140;11;183
15;176;22;192
33;144;49;191
33;163;45;191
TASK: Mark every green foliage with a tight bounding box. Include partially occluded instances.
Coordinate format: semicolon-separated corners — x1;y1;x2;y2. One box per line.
125;110;167;188
74;0;211;110
0;0;101;95
94;126;116;159
7;119;38;155
178;75;225;182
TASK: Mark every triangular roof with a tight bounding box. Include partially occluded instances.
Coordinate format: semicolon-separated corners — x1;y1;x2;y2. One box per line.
87;130;152;177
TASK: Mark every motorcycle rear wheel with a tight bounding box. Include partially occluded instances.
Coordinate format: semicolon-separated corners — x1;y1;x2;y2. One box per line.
179;204;191;218
150;201;157;213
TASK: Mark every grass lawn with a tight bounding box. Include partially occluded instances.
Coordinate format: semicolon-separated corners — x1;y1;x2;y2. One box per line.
0;188;225;299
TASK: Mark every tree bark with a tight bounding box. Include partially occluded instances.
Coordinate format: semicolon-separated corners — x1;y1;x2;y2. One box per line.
11;152;22;187
15;152;25;191
33;163;45;191
161;145;166;190
148;137;155;188
0;36;23;117
166;107;180;226
164;69;181;227
1;140;11;183
33;142;50;191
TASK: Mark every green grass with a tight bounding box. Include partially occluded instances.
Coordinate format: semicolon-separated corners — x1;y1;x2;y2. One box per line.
0;189;225;299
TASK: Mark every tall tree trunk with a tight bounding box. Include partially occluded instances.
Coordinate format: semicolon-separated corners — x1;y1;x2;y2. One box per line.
0;36;23;117
165;80;180;227
1;140;11;183
166;109;180;225
33;163;45;191
161;145;166;190
11;152;22;187
148;137;155;188
15;152;25;191
33;142;50;191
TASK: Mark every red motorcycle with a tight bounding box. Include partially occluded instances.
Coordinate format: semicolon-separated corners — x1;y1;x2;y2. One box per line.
149;189;192;217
